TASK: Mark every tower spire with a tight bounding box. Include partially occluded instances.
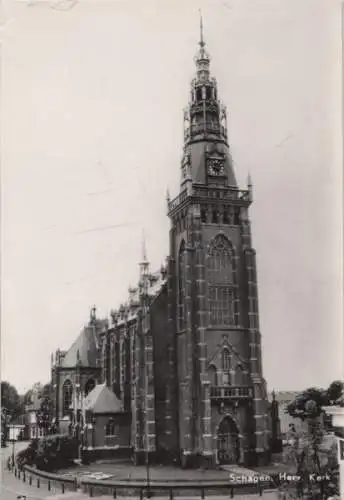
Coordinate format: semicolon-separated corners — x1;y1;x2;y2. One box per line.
195;10;210;67
199;9;205;48
139;229;149;276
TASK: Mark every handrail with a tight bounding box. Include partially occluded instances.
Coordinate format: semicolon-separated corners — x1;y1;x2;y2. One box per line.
210;386;253;399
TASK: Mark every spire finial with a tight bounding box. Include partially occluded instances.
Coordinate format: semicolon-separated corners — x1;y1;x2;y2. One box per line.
247;171;252;187
90;305;96;322
142;229;148;263
199;9;205;48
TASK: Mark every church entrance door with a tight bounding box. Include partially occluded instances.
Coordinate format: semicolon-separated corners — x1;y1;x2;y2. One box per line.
217;416;240;465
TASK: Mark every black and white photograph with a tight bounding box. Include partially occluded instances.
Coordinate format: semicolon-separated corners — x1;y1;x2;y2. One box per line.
1;0;343;499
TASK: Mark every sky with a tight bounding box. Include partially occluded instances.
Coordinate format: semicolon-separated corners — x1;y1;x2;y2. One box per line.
1;0;343;395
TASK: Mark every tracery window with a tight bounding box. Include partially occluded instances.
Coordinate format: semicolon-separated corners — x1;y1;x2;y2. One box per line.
207;235;238;326
178;241;186;331
62;380;73;414
110;338;115;387
208;286;235;326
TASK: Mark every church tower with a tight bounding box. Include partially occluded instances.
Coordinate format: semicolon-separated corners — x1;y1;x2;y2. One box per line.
166;18;271;468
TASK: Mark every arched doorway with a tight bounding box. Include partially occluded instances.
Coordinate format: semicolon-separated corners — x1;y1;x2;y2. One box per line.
217;416;240;465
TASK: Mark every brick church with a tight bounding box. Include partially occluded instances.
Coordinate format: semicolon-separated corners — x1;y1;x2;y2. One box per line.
51;21;275;468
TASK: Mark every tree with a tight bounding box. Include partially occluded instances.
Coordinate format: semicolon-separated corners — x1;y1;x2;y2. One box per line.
1;408;10;447
22;389;34;407
37;397;53;434
281;381;343;499
286;381;344;422
327;381;344;405
1;381;21;420
37;383;54;434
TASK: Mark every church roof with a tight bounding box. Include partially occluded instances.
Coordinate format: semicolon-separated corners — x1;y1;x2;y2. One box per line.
61;319;106;368
83;383;122;414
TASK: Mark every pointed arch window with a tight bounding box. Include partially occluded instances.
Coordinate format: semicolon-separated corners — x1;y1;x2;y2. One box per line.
207;235;239;326
62;380;73;414
178;241;186;331
112;341;120;397
207;234;234;284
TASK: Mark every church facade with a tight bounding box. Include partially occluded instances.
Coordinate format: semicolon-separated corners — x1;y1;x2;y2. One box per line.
51;25;272;468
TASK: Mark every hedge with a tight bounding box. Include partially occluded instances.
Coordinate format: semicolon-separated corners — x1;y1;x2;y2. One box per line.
16;434;78;472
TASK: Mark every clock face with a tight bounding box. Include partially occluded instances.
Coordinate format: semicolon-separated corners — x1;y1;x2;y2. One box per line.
208;158;225;176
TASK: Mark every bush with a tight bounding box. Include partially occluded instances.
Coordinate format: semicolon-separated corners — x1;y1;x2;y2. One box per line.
34;434;78;472
16;439;39;469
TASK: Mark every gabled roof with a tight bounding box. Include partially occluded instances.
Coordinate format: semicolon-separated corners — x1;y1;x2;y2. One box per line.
61;319;107;368
83;383;122;414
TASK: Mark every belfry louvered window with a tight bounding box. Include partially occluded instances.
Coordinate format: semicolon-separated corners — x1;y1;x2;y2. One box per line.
207;234;239;326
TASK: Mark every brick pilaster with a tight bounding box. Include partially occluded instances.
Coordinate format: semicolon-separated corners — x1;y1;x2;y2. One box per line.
193;204;212;457
144;316;156;452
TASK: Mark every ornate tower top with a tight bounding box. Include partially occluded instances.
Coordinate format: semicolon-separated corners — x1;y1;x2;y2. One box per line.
178;16;237;192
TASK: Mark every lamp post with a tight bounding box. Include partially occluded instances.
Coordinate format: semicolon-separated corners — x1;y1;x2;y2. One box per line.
323;405;344;499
